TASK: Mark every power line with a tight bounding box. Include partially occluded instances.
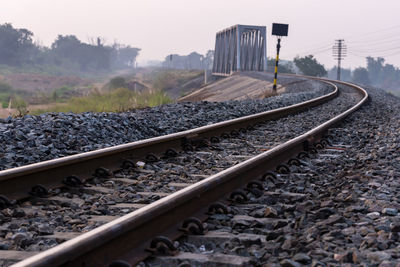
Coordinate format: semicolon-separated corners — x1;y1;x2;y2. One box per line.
284;43;332;58
381;50;400;58
350;45;400;54
346;24;400;43
347;50;369;58
348;31;400;45
348;48;400;61
347;34;400;52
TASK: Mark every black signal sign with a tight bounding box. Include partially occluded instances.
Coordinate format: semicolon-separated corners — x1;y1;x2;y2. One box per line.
272;23;289;37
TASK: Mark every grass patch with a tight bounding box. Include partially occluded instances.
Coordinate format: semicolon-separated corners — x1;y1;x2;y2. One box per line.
144;69;203;90
31;87;172;114
11;95;28;117
0;81;13;107
0;81;13;93
0;93;11;108
51;85;75;102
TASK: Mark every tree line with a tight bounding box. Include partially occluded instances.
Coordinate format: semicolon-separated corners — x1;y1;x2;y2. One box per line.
0;23;140;73
160;49;400;92
161;50;214;70
274;55;400;92
344;57;400;91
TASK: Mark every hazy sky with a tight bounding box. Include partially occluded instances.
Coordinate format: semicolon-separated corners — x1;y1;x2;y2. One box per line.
1;0;400;69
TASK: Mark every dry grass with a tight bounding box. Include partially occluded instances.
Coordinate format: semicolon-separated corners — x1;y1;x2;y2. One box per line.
31;87;172;114
263;90;278;98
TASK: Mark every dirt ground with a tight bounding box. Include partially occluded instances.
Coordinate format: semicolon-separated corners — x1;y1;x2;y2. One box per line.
0;108;12;118
178;72;285;102
0;103;67;118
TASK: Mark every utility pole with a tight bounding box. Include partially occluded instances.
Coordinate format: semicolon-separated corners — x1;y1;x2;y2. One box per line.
333;39;347;80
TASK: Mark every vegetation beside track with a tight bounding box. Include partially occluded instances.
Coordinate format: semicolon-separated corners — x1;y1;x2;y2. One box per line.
31;87;171;114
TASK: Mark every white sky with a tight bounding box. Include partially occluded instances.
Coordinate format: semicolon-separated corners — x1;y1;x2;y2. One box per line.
1;0;400;69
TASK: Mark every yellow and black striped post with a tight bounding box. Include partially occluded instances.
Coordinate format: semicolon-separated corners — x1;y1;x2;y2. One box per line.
273;38;281;92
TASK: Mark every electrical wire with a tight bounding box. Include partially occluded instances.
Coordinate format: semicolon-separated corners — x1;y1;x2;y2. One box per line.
348;48;400;59
348;36;400;47
347;51;369;58
350;46;400;54
382;50;400;57
346;24;400;43
341;25;400;63
279;24;400;64
284;44;332;58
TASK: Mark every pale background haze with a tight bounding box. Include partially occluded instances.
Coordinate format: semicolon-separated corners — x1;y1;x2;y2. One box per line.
1;0;400;69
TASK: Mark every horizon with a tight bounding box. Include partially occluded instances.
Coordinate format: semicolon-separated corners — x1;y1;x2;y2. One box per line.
1;0;400;70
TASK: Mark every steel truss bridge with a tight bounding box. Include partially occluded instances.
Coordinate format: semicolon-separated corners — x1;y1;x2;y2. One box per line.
212;24;267;76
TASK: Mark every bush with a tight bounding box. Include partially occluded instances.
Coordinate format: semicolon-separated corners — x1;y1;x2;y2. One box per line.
0;81;13;93
154;72;178;90
0;81;16;108
51;85;74;102
109;76;126;89
11;95;28;117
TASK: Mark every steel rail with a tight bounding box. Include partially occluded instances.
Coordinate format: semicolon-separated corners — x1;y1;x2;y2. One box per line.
0;79;338;200
12;80;368;267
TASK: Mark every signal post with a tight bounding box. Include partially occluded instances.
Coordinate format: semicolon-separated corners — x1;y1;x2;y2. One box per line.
272;23;289;92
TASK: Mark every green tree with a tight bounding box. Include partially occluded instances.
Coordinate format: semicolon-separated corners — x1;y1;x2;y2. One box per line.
293;55;327;77
0;23;37;65
327;67;352;81
204;50;214;70
111;44;140;69
366;56;384;86
51;35;112;71
352;67;370;85
267;58;294;74
381;63;397;88
0;23;140;74
162;52;204;70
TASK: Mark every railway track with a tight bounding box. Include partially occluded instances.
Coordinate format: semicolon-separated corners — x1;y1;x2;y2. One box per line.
0;76;367;266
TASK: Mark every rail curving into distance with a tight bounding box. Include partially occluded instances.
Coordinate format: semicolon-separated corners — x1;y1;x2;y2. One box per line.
1;79;338;201
10;77;368;267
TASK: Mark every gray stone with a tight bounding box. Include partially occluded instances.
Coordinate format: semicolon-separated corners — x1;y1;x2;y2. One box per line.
390;222;400;232
12;232;31;246
292;253;311;264
382;208;398;216
281;259;302;267
38;223;53;235
264;206;278;218
12;209;26;218
366;251;391;263
366;212;380;220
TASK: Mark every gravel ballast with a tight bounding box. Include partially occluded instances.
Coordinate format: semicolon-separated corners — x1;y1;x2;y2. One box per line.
2;77;400;266
0;80;357;267
146;85;400;266
0;78;331;171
